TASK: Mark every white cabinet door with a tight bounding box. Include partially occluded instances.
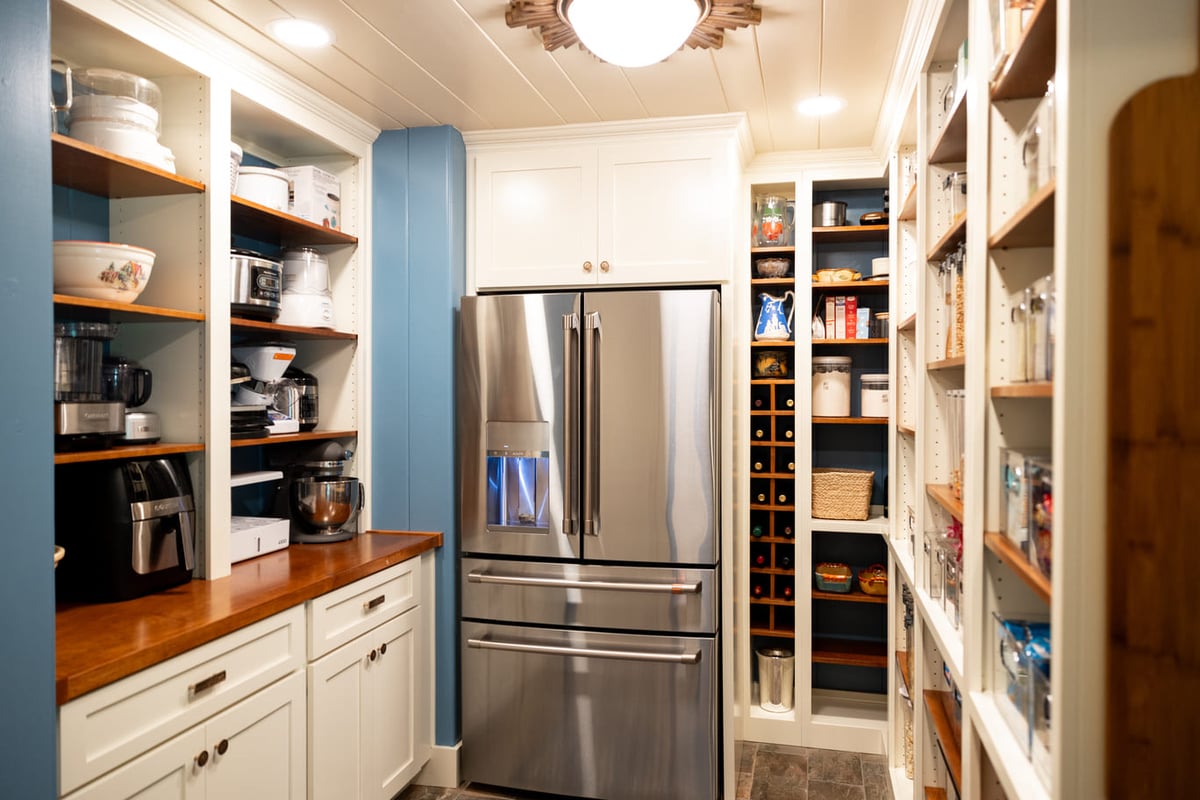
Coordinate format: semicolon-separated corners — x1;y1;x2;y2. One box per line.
204;672;306;800
598;139;732;286
364;609;426;800
308;634;367;800
62;727;206;800
473;147;599;289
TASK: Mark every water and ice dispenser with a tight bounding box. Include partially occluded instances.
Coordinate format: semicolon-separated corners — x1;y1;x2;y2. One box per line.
485;421;549;532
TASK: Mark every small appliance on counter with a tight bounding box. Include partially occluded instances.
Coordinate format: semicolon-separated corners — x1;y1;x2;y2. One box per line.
103;356;160;443
230;249;282;321
267;443;363;543
276;246;335;329
55;455;195;602
231;342;298;434
54;321;125;451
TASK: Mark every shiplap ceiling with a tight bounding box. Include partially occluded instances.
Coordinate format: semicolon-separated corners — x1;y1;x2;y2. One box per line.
165;0;911;153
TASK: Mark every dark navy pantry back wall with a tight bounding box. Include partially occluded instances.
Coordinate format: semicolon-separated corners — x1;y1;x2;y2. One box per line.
372;126;465;748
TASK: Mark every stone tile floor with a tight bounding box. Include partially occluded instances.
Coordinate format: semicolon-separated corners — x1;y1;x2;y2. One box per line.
397;741;892;800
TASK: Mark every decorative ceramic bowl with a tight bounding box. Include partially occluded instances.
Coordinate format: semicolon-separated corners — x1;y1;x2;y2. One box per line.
54;546;65;569
53;240;156;303
755;258;790;278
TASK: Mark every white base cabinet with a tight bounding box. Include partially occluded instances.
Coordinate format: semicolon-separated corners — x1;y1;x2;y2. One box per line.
63;669;306;800
467;115;748;290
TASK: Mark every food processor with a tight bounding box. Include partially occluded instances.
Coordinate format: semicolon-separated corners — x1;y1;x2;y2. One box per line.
54;321;124;450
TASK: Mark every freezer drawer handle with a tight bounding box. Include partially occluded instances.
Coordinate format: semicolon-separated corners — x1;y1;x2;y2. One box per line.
467;637;702;664
467;570;701;594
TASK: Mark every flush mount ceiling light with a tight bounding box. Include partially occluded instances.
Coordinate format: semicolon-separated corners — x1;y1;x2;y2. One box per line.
796;95;845;116
506;0;762;68
266;18;334;48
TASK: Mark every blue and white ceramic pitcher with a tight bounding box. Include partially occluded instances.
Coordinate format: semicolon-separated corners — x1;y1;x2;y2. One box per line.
755;291;795;341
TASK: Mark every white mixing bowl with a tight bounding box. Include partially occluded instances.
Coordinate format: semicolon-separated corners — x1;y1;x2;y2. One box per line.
53;240;156;303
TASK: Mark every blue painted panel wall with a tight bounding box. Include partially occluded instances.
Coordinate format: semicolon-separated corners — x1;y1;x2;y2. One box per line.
1;0;59;795
372;127;465;747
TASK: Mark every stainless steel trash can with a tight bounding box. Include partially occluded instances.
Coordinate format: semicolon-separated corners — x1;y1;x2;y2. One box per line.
756;647;795;712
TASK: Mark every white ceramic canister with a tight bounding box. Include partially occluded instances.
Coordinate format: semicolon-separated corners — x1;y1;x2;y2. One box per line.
236;166;289;211
812;356;852;417
860;373;890;418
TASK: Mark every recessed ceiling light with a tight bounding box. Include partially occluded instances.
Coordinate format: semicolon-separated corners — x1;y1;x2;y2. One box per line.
267;18;334;48
796;95;846;117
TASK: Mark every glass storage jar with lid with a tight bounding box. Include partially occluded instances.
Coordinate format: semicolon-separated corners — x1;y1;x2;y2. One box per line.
812;356;851;417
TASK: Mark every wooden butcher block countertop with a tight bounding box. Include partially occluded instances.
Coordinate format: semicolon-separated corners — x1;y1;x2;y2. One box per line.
55;530;442;705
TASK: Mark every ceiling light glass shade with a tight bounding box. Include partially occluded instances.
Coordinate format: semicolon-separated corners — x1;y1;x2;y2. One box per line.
566;0;701;68
796;95;846;116
266;18;334;48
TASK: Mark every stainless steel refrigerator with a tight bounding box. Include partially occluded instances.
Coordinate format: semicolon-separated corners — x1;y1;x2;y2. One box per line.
458;288;721;800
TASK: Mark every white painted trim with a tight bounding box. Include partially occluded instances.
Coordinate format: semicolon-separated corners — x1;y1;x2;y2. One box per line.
462;112;750;149
411;741;461;789
874;0;949;158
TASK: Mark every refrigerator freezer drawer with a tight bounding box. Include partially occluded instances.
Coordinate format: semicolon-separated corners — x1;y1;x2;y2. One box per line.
461;621;718;800
461;557;718;634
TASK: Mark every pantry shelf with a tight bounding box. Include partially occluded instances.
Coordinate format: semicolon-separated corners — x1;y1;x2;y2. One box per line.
810;514;889;536
51;133;205;197
990;381;1053;398
969;692;1053;800
812;589;888;605
926;484;963;521
927;214;967;261
988;180;1056;250
812;637;888;668
897;423;917;437
232;317;358;341
812;417;888;425
813;338;889;345
898;184;918;221
929;92;968;165
750;625;796;638
896;650;912;697
984;531;1051;604
53;294;205;322
990;0;1058;102
926;356;966;371
923;691;963;791
812;278;890;290
751;245;796;255
898;313;916;332
232;196;359;247
232;429;357;448
751;277;796;287
55;441;205;466
925;788;947;800
811;225;889;244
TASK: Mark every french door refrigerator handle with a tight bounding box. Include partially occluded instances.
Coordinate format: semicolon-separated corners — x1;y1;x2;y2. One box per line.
467;570;702;594
467;637;702;664
581;311;601;537
562;312;579;535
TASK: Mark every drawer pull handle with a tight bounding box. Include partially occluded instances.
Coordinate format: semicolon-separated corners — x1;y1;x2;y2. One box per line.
189;670;227;697
364;595;386;611
196;750;209;768
369;649;378;661
215;739;229;756
380;642;388;655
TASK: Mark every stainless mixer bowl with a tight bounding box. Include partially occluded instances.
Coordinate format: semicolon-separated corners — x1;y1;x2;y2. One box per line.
290;476;362;533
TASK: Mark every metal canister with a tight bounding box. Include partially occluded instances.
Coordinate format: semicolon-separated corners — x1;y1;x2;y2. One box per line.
285;366;319;431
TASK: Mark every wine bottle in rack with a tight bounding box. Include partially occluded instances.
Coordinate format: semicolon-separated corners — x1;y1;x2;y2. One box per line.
778;552;793;569
751;581;766;599
754;427;766;440
751;523;764;538
754;551;767;567
776;488;791;506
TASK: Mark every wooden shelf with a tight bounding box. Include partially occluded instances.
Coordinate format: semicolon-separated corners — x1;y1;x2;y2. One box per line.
232;196;358;247
231;317;358;341
55;441;205;465
750;503;795;513
750;378;796;385
984;531;1052;604
53;294;204;322
925;788;948;800
898;313;916;332
897;183;918;221
811;224;889;244
750;472;797;480
750;245;796;255
812;589;888;605
51;133;205;198
988;180;1056;249
923;690;963;791
812;417;888;425
812;338;889;345
750;626;796;638
926;356;966;371
896;650;912;696
811;637;887;668
231;429;357;448
926;484;963;522
750;340;795;347
991;0;1058;102
749;596;795;607
927;213;967;261
751;277;796;286
991;381;1053;398
811;278;890;290
898;423;917;437
929;92;968;165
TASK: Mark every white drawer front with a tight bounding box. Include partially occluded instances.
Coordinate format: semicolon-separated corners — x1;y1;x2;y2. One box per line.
306;560;419;660
59;606;304;795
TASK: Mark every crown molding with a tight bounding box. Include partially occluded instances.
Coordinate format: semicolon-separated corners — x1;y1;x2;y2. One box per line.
462;112;751;150
873;0;948;157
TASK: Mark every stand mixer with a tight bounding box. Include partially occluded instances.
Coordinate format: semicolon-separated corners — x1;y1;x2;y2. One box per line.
267;442;364;543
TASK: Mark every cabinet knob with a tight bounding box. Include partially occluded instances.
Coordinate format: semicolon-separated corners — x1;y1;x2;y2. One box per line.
583;261;593;273
600;260;610;273
380;642;388;655
196;750;209;768
369;649;377;661
216;739;229;756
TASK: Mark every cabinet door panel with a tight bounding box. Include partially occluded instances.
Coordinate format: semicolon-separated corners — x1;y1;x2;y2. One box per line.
598;140;732;285
365;609;426;800
205;672;306;800
473;148;599;289
309;635;367;799
62;726;204;800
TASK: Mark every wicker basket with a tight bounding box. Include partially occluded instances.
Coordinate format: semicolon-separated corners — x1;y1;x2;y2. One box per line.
812;468;874;521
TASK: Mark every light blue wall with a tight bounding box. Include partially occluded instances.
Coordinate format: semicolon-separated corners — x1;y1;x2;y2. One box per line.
372;127;465;747
1;0;59;795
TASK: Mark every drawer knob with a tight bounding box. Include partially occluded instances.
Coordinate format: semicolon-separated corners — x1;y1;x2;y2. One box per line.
188;670;227;697
379;642;388;655
369;649;377;661
364;595;386;611
196;750;209;768
583;261;593;273
216;739;229;756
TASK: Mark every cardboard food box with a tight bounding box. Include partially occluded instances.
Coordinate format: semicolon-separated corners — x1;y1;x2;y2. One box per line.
279;165;341;229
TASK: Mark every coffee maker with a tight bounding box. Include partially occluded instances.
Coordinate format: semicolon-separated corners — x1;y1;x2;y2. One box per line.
55;455;196;601
54;321;124;450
